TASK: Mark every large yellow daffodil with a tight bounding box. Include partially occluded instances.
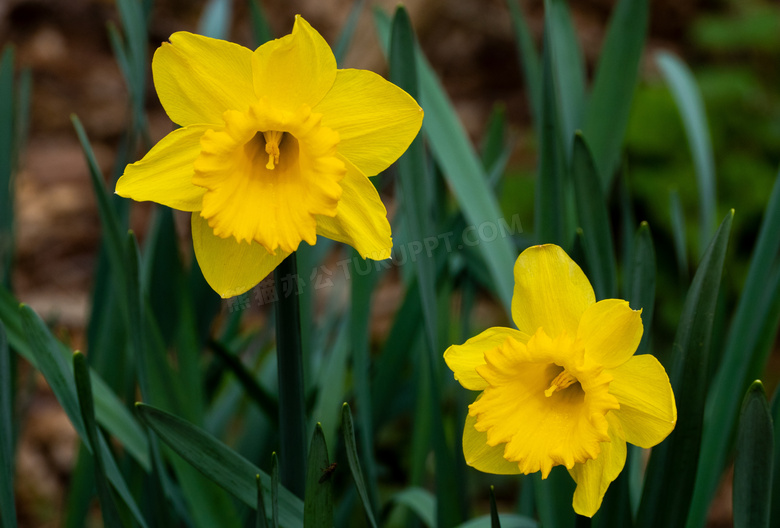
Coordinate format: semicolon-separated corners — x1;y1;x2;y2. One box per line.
444;244;677;517
116;16;422;297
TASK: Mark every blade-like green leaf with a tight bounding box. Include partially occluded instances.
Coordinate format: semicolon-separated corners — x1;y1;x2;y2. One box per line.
374;8;516;312
303;424;333;527
73;352;123;527
390;9;462;527
668;189;690;282
248;0;273;47
135;403;304;527
627;222;656;355
455;515;538;528
0;322;16;528
341;403;379;528
770;387;780;526
71;115;127;290
690;173;780;527
535;32;566;246
333;0;365;65
656;51;716;256
272;452;280;528
0;286;149;469
544;0;586;158
391;487;437;528
210;339;279;426
390;3;438;374
21;305;149;528
583;0;648;190
637;211;734;528
571;132;617;299
490;485;501;528
733;381;773;528
257;475;269;528
506;0;541;129
198;0;233;39
534;468;575;528
0;47;15;288
310;320;349;461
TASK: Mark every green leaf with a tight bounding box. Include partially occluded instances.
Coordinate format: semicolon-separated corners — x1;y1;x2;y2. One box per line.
627;222;656;355
656;52;716;256
455;515;538;528
534;32;566;246
341;403;379;528
272;452;281;528
198;0;233;40
135;402;304;527
257;475;269;528
690;173;780;527
583;0;648;190
668;190;690;282
0;47;15;288
248;0;273;47
333;0;365;65
113;0;148;135
770;388;780;526
389;4;438;370
733;381;773;528
571;132;617;299
73;352;124;527
21;305;149;528
374;8;516;313
490;486;501;528
534;468;575;528
0;286;149;469
303;424;333;527
311;320;350;452
544;0;586;158
71;115;127;290
506;0;541;129
209;339;279;426
637;211;734;528
0;322;16;528
392;487;437;528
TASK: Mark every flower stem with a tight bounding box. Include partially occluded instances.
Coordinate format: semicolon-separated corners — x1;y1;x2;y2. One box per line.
274;252;306;499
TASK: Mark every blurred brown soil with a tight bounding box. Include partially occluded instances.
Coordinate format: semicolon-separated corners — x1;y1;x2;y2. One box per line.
0;0;725;526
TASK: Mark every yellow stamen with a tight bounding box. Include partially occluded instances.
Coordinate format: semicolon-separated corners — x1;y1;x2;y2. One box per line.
263;130;283;170
544;369;578;397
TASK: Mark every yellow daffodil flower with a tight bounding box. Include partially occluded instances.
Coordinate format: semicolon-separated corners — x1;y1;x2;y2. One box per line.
116;16;423;297
444;244;677;517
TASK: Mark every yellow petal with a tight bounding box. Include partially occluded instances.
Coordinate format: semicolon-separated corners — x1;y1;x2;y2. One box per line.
191;213;288;298
252;15;336;112
315;156;392;259
314;69;423;177
608;355;677;448
444;327;530;391
152;32;255;126
568;413;627;517
578;299;643;369
462;412;522;475
116;125;208;211
511;245;595;338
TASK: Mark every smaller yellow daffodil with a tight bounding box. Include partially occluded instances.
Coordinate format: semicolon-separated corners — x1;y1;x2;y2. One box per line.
444;244;676;517
116;16;423;297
